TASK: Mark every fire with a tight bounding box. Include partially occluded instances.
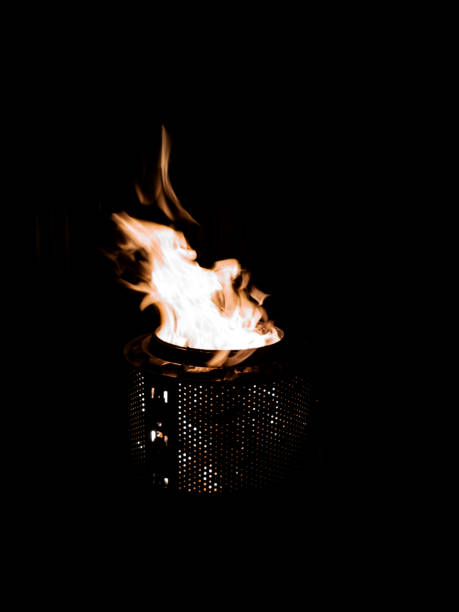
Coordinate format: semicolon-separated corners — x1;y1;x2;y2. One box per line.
111;127;281;364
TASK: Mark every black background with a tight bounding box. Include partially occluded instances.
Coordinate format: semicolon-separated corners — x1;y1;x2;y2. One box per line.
22;57;398;529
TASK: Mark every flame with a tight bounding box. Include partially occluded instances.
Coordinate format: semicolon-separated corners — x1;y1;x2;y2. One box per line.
135;126;197;225
111;127;281;364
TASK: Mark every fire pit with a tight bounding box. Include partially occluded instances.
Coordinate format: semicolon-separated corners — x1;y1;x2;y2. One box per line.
108;126;313;495
125;332;311;495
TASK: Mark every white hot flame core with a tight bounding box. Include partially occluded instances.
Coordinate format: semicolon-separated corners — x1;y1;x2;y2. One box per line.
112;211;281;352
111;126;281;364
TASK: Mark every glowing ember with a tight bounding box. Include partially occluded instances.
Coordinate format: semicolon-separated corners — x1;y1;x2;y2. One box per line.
111;127;281;365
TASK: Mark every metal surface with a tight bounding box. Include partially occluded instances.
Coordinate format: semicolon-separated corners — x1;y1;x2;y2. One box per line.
127;335;311;495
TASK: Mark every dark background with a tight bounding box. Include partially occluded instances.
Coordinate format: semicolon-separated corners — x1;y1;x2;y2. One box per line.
24;65;396;523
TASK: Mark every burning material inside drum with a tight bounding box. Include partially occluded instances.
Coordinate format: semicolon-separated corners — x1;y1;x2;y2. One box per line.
119;127;312;495
110;126;282;367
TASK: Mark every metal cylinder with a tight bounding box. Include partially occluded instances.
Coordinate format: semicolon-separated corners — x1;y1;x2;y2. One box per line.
126;334;311;495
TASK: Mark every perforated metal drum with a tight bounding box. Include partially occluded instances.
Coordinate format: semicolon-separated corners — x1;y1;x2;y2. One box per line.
126;333;311;495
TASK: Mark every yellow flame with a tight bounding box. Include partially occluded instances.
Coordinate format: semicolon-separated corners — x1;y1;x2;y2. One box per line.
111;126;281;364
135;126;197;225
112;211;280;353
